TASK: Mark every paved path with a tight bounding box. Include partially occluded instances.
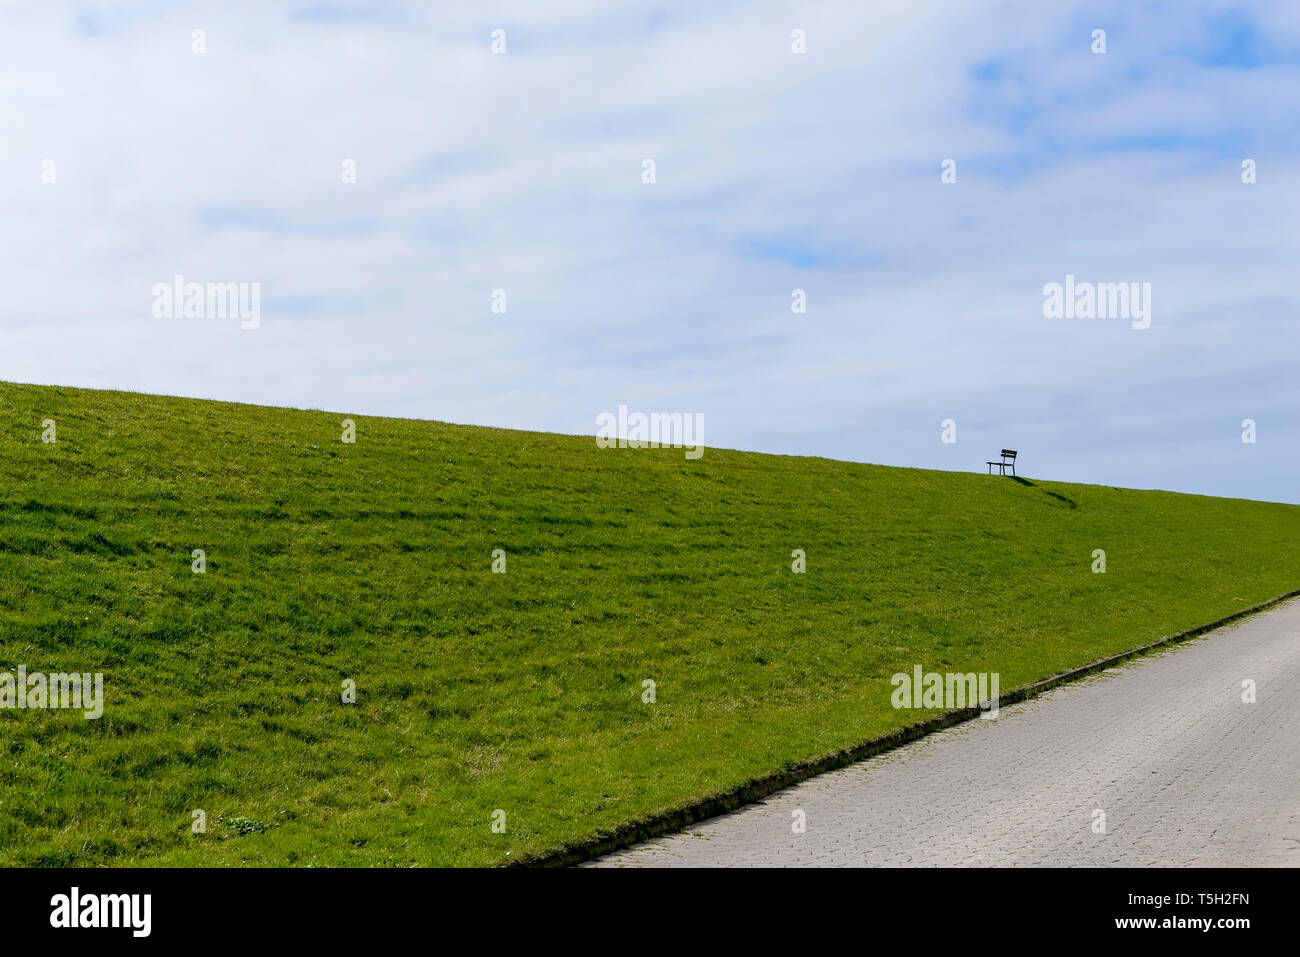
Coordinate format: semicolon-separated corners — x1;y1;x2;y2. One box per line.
591;600;1300;866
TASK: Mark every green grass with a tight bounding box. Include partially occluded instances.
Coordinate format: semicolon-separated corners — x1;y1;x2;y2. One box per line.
2;379;1298;867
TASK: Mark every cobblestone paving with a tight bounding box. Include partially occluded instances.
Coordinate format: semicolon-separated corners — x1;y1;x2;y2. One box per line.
591;600;1300;867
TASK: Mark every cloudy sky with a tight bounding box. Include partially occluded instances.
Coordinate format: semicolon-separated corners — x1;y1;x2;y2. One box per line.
3;1;1298;501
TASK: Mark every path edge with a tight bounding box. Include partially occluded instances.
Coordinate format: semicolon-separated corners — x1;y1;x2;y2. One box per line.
513;587;1300;868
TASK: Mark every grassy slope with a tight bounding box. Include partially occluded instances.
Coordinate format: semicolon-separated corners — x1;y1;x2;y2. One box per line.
1;380;1298;866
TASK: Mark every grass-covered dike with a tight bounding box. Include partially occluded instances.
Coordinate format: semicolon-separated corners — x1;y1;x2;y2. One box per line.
2;380;1299;866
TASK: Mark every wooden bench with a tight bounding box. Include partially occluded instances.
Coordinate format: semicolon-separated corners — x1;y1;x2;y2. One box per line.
987;449;1017;476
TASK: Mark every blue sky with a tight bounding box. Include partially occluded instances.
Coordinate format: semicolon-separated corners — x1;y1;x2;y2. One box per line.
3;0;1299;501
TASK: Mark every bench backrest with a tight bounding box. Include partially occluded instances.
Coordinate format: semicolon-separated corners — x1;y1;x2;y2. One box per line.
1000;449;1017;460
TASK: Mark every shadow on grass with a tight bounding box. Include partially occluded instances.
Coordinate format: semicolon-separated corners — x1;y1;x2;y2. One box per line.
1009;475;1077;508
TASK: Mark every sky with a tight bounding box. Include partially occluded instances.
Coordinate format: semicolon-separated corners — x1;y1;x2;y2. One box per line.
3;0;1298;502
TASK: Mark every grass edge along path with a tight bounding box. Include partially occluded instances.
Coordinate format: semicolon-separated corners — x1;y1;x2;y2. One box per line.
522;586;1300;866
